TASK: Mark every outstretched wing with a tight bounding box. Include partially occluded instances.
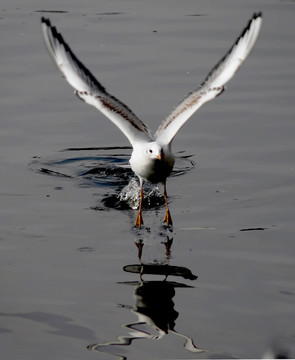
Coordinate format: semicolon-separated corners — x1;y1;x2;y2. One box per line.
41;17;152;146
155;12;262;145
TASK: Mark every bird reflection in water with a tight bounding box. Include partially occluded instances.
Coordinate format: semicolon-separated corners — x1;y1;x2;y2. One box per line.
87;264;204;359
135;236;173;261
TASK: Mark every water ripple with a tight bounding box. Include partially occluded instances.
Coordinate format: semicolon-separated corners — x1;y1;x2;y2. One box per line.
30;147;195;211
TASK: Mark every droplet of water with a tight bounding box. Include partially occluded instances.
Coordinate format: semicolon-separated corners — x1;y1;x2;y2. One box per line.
119;178;141;209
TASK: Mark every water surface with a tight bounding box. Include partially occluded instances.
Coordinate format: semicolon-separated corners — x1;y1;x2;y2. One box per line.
1;1;295;359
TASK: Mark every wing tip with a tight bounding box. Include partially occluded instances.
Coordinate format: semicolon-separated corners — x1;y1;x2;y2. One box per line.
251;11;263;29
252;11;263;20
41;16;49;24
240;11;263;39
41;16;53;32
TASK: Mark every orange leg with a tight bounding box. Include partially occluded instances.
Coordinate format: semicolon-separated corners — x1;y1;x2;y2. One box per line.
163;182;173;227
134;185;144;228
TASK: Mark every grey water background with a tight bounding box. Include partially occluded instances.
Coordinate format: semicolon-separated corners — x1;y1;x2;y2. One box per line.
1;0;295;359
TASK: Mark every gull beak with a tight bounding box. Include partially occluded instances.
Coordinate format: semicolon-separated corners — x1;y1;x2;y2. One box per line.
156;154;162;160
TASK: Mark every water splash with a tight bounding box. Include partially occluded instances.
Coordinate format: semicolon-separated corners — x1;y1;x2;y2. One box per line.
29;147;195;211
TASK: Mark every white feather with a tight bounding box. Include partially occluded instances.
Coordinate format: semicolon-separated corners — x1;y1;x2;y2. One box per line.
155;13;262;145
41;17;152;146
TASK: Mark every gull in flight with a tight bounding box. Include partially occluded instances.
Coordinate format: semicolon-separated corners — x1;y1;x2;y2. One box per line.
41;13;262;228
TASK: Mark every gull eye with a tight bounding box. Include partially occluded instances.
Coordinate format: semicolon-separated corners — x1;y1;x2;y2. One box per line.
148;149;153;154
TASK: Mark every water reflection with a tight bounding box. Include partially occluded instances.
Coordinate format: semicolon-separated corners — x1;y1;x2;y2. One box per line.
124;263;198;282
134;235;173;261
30;147;201;358
88;265;203;359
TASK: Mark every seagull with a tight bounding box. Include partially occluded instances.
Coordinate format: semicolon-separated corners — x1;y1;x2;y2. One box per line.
41;13;262;228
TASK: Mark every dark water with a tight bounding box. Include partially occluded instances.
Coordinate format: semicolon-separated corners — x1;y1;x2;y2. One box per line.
1;1;295;359
30;147;195;211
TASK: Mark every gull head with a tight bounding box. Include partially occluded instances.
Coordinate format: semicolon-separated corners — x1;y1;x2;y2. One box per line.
145;142;163;160
130;141;174;183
